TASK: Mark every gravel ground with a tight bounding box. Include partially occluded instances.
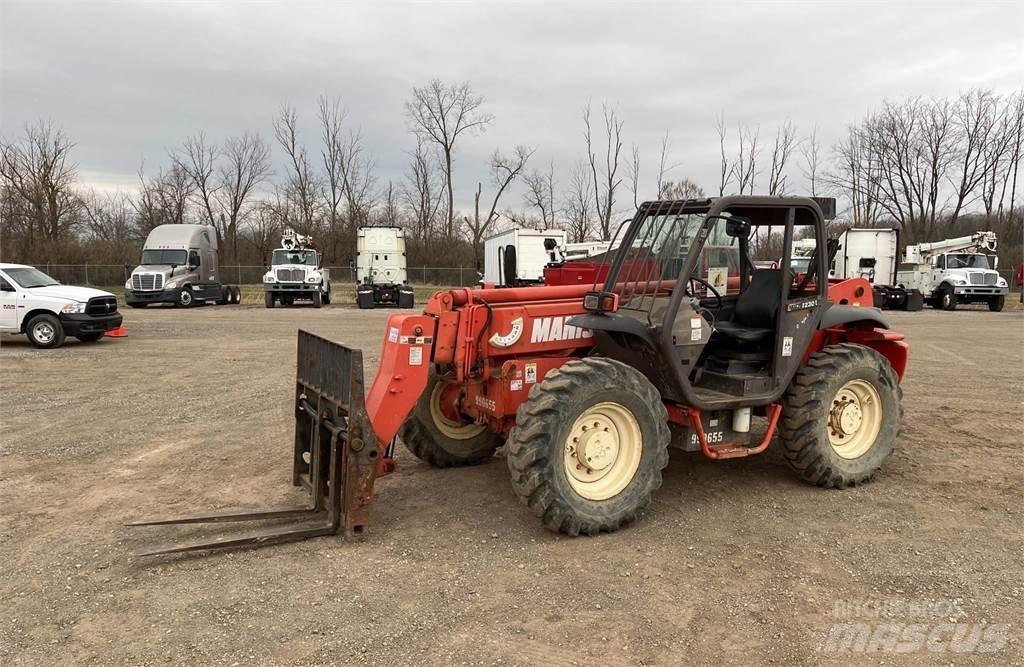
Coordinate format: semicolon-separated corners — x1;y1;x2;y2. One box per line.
1;302;1021;666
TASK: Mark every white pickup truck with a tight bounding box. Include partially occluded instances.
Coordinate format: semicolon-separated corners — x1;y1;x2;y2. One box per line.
0;263;123;349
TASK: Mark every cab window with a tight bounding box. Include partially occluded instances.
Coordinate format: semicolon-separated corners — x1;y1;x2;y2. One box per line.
188;251;201;267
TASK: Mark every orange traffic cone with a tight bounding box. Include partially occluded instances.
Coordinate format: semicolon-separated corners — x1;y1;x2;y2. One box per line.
106;323;127;338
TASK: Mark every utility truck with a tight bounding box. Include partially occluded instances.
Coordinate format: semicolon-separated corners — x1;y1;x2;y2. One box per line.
484;227;611;287
125;224;240;308
896;232;1007;311
355;226;414;309
262;230;331;308
0;263;122;349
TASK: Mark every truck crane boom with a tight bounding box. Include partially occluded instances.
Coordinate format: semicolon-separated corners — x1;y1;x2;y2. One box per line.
903;231;998;264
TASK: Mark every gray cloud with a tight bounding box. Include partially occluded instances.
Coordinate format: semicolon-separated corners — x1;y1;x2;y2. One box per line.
2;0;1022;213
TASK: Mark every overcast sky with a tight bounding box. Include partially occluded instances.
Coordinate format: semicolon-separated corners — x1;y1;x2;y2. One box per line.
2;1;1022;214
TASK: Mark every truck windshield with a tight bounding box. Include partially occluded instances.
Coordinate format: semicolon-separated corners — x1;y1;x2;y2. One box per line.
946;254;990;269
141;249;187;265
4;267;60;288
272;250;317;266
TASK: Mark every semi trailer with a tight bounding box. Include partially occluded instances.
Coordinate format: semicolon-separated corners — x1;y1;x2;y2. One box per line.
125;224;240;308
832;228;923;311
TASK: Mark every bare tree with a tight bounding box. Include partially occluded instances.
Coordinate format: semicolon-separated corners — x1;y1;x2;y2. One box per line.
173;133;220;231
273;104;320;231
627;144;641;209
714;113;730;196
376;181;402;227
766;120;798;195
217;132;271;266
947;90;998;222
466;146;532;259
655;131;682;199
317;96;348;235
242;202;280;265
0;121;82;256
583;102;624;240
562;161;594;243
659;178;705;200
132;161;194;234
799;125;822;197
734;123;761;195
401;138;444;243
522;161;557;227
828;123;884;226
405;79;493;240
80;189;134;242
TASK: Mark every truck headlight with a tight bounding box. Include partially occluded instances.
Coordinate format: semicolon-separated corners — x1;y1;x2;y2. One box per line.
306;273;320;283
61;302;86;314
263;273;275;283
953;278;966;285
165;280;178;289
124;280;132;289
997;278;1007;286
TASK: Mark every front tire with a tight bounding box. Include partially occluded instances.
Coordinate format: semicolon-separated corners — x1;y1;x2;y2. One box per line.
178;288;194;308
264;292;275;309
400;370;500;467
989;295;1005;312
311;291;322;308
939;285;956;310
322;284;331;305
506;358;669;536
779;343;902;488
27;314;66;349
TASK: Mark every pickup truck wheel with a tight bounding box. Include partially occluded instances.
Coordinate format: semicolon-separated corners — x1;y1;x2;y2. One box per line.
264;292;275;309
939;285;956;310
311;291;322;308
178;288;194;308
27;313;66;349
76;333;103;343
989;295;1005;312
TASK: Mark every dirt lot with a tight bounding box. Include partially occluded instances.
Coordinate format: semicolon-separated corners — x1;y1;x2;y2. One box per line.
1;303;1021;666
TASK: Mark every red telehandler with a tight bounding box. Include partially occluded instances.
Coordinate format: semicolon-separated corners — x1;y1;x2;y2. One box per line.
130;196;908;555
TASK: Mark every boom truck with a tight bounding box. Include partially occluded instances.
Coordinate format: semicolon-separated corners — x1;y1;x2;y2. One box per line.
262;230;331;308
896;231;1007;311
129;196;910;556
125;224;241;307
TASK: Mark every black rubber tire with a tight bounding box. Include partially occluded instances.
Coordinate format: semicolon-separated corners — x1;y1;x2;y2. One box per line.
989;295;1005;312
779;343;902;488
75;333;103;343
505;358;670;536
322;284;331;305
264;292;274;309
178;288;194;308
26;313;66;349
400;369;501;467
232;286;241;304
311;291;322;308
216;287;229;305
939;285;956;310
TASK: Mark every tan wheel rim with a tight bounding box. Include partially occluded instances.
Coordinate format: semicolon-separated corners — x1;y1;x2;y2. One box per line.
429;382;486;440
828;379;883;459
563;402;642;501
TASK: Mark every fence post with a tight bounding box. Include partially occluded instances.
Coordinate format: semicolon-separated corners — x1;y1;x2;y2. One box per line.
459;266;463;285
85;263;89;285
422;266;426;284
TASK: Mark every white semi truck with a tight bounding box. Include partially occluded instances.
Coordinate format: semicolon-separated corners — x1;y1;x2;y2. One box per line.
125;224;240;308
355;226;414;308
262;230;331;308
896;231;1008;311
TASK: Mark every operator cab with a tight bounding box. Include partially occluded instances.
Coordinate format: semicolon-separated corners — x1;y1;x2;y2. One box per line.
572;196;833;411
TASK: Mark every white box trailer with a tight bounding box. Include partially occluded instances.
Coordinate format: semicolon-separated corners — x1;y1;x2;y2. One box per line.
355;226;414;308
483;228;567;286
833;228;922;311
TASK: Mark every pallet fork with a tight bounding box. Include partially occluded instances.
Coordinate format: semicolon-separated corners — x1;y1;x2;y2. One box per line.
127;330;389;556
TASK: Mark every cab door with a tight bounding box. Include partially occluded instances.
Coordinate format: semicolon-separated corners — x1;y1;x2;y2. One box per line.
0;273;20;330
775;207;828;382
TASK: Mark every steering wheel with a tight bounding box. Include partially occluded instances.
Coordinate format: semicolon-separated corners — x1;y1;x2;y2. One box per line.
685;275;723;310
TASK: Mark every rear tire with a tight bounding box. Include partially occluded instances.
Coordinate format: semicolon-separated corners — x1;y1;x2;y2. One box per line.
778;343;902;488
939;285;956;310
26;313;66;349
400;370;500;467
264;292;274;309
505;358;669;536
989;295;1005;312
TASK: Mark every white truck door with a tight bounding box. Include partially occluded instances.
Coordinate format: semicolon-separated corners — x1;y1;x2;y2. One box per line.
0;273;20;330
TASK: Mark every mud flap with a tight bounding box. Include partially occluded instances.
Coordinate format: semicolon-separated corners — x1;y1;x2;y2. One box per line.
126;330;386;556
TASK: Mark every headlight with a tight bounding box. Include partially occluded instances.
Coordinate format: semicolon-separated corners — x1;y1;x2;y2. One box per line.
61;302;86;314
165;280;178;289
997;278;1007;286
263;273;275;283
953;279;966;285
124;280;131;289
307;273;320;283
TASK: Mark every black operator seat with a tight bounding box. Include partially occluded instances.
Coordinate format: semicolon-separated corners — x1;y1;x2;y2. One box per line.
713;269;783;344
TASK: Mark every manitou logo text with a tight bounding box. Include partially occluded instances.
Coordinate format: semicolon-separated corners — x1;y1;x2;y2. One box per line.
531;317;593;344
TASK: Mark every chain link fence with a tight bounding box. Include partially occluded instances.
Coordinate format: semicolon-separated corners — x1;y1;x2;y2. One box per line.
28;264;482;288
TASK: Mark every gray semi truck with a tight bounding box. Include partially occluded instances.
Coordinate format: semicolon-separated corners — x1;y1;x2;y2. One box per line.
124;224;240;307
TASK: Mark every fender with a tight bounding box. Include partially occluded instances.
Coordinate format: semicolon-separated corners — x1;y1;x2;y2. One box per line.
819;304;890;330
567;312;657;348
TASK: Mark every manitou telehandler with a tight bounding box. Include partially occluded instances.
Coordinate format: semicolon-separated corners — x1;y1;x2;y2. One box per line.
130;196;908;555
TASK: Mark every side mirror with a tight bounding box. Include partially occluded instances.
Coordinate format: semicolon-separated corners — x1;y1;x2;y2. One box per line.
725;216;752;239
993;257;999;269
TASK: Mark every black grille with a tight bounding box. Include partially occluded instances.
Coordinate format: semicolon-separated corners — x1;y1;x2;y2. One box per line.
86;296;118;316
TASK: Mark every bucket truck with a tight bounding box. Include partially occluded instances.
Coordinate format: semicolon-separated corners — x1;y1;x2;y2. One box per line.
895;232;1007;311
